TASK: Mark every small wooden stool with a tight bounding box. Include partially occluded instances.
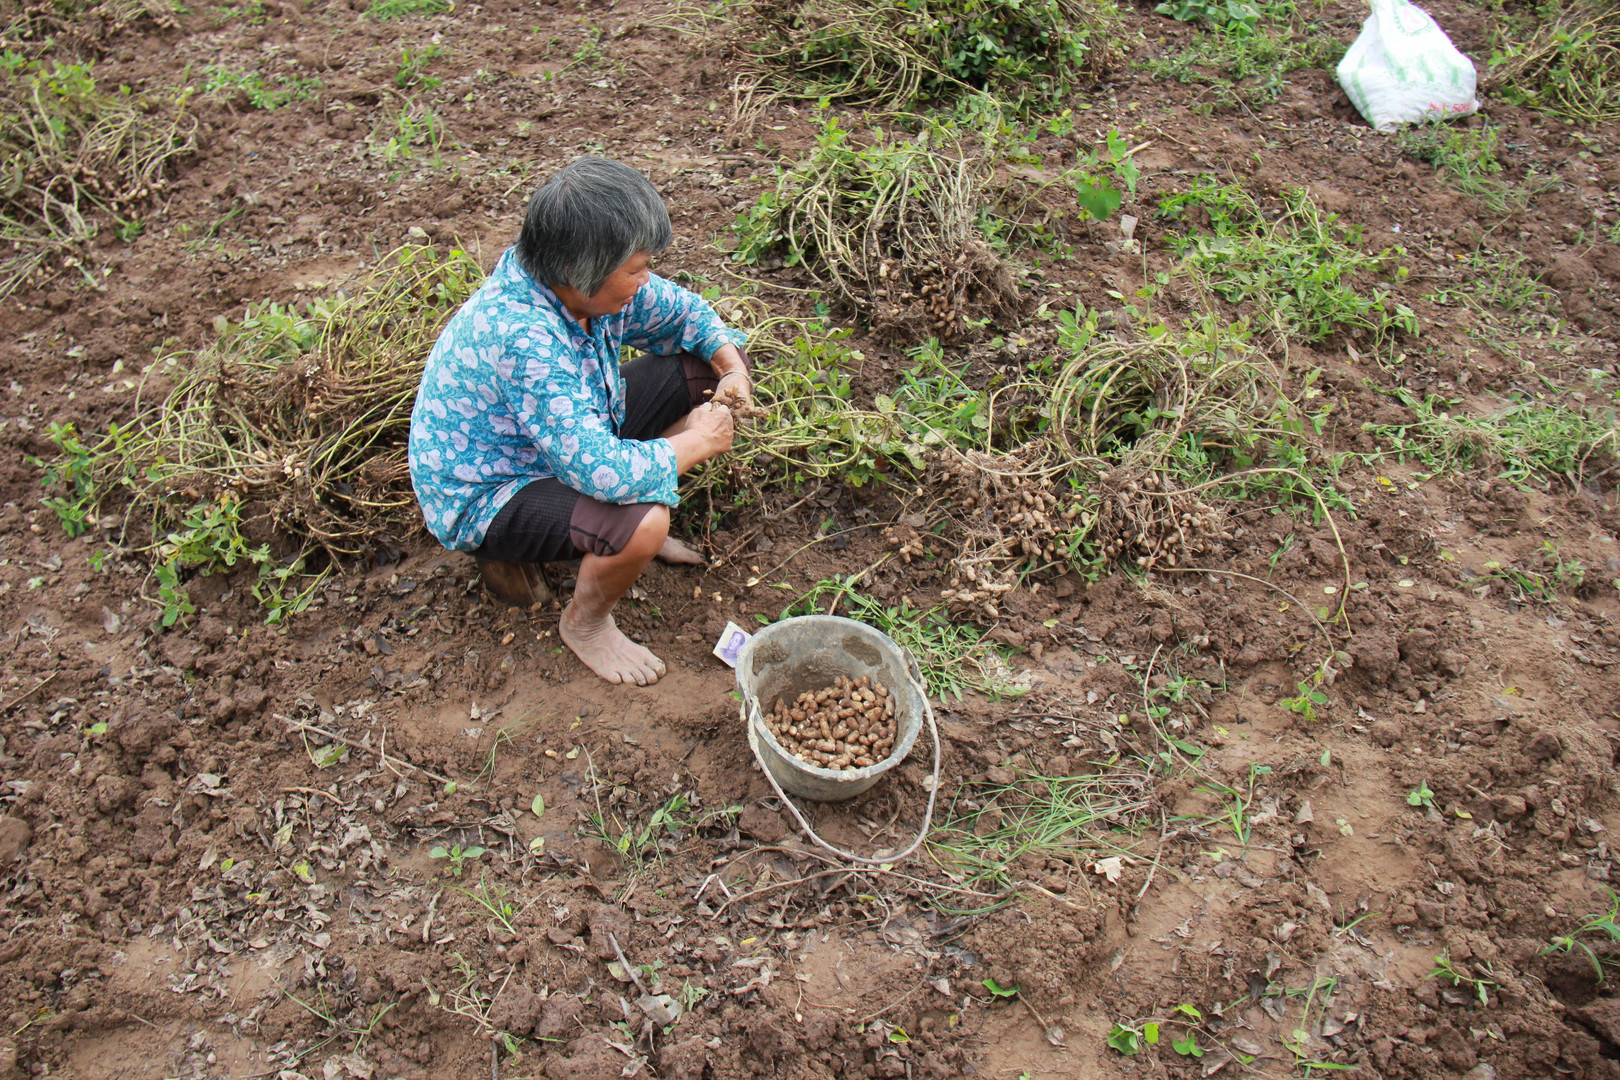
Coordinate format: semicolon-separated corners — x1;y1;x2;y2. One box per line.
476;559;554;608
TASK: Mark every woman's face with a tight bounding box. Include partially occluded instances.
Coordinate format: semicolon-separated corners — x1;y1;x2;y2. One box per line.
577;252;653;318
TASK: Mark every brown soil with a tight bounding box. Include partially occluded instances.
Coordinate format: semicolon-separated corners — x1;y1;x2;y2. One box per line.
3;0;1620;1078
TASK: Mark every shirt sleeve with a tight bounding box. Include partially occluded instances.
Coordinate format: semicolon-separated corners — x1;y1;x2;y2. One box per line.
619;274;747;360
507;346;680;508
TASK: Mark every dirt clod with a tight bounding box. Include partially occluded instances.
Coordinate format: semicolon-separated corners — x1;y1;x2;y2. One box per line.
0;818;31;864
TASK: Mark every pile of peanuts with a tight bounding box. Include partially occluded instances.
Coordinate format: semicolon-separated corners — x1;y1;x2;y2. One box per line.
1096;469;1224;571
763;675;897;771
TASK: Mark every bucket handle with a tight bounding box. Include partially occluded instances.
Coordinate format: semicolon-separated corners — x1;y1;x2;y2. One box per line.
742;651;941;866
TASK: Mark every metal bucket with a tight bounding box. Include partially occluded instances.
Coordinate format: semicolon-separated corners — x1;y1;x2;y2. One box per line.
736;615;929;803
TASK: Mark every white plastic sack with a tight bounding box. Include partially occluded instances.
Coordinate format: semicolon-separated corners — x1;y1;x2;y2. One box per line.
1336;0;1480;130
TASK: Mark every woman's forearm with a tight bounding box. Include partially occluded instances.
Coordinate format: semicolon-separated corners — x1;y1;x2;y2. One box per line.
710;343;748;377
667;430;708;474
667;416;731;473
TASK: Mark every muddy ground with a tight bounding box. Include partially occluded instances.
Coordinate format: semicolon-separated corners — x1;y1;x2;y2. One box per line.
3;0;1620;1077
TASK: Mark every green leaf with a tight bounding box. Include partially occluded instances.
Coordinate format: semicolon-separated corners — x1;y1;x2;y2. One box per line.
530;793;546;818
1173;1003;1203;1021
1171;1033;1204;1057
1143;1021;1160;1044
462;845;487;859
1105;1024;1141;1055
887;1026;910;1044
428;845;449;859
1074;178;1122;222
982;977;1019;998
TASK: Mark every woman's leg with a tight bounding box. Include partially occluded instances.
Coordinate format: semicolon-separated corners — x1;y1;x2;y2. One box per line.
560;504;671;686
619;352;732;567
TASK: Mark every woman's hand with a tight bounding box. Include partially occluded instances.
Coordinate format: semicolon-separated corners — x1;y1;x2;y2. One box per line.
669;402;734;473
710;344;753;413
688;401;735;454
714;369;753;411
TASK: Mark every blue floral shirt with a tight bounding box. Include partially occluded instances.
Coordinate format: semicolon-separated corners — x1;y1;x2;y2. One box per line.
408;249;744;551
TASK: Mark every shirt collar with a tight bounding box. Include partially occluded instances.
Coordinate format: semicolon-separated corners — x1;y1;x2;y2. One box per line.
500;249;591;336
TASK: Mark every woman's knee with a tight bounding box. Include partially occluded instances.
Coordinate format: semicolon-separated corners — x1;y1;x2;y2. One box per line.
624;504;670;558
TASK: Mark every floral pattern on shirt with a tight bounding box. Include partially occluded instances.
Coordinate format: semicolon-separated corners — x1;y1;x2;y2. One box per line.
408;248;743;551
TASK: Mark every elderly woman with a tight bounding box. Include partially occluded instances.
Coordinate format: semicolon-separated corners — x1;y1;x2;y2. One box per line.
408;157;751;687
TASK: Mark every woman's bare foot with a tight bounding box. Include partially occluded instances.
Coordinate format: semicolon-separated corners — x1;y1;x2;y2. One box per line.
560;602;667;686
656;536;706;565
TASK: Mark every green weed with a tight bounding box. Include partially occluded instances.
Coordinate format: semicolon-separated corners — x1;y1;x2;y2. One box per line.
929;764;1153;887
1196;763;1271;844
1156;0;1260;31
585;792;697;869
453;872;517;933
281;986;394;1066
1159;180;1415;348
1542;887;1620;982
1106;1005;1226;1061
1429;951;1496;1005
1144;1;1344;109
1466;543;1585;603
1276;672;1328;721
1424;249;1552;318
395;44;445;89
152;561;196;627
1361;388;1616;484
366;0;451;20
428;841;486;877
211;0;267;23
1393;123;1548;217
29;421;129;536
202;64;320;109
372;97;449;165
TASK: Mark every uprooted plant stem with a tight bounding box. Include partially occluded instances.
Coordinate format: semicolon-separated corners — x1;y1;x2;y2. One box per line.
732;116;1021;343
0;55;198;295
716;0;1122;117
39;244;481;569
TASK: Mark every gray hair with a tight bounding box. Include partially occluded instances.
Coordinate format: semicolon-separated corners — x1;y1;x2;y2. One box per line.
515;157;672;296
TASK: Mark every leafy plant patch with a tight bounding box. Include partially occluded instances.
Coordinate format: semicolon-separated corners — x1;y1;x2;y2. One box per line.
1143;10;1345;111
202;64;321;110
1159;179;1415;349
